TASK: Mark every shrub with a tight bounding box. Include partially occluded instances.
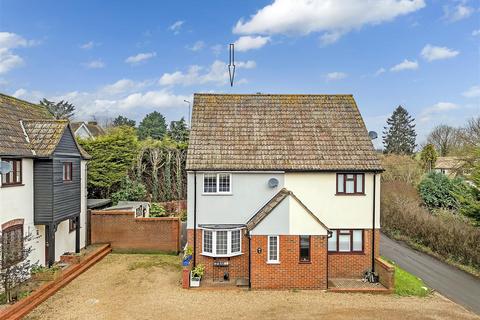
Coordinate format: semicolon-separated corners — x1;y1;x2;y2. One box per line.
381;154;423;185
418;172;459;210
111;176;147;205
150;203;167;217
381;181;480;269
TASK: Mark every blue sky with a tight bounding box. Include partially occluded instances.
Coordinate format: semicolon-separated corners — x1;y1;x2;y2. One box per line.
0;0;479;148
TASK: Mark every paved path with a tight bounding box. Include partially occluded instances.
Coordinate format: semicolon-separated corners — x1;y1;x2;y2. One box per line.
380;233;480;315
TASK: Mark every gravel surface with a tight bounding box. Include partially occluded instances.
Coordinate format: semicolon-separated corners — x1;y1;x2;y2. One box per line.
27;254;479;320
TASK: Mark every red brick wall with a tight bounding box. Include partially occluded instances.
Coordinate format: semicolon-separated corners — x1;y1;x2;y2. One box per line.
250;235;328;290
328;229;380;278
187;229;249;281
91;210;180;253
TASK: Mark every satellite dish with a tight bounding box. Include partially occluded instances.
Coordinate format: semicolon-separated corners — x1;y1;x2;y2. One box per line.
368;131;378;140
0;161;13;174
268;178;279;188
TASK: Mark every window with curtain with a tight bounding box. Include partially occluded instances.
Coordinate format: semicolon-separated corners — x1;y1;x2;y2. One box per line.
299;235;311;262
328;230;364;253
336;173;364;194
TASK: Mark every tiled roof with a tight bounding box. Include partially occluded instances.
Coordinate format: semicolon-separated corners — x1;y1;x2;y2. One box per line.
435;156;464;170
186;94;382;171
22;120;69;157
246;188;329;232
0;93;52;156
71;121;105;137
0;93;90;158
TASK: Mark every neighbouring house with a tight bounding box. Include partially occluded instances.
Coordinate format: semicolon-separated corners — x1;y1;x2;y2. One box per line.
70;121;105;139
0;93;90;267
186;94;382;289
435;156;465;177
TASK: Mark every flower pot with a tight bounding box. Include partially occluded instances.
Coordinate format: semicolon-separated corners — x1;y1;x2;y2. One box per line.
190;272;201;287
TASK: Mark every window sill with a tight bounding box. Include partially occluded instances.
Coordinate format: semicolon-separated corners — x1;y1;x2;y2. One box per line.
299;261;311;264
328;251;365;255
202;193;233;196
334;193;365;196
201;252;243;258
267;261;280;264
1;183;24;188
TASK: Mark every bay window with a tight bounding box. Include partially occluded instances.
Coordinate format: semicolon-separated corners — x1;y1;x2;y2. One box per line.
202;228;242;257
328;230;364;253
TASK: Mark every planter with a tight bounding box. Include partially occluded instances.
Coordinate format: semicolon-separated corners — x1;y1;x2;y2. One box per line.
190;272;201;287
31;269;62;282
60;254;81;265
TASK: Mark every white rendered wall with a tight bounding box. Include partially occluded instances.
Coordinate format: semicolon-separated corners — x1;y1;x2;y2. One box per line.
0;158;46;266
187;172;285;229
284;172;380;229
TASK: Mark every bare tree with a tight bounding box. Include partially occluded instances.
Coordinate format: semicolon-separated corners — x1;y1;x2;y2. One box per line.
0;230;38;303
426;124;461;156
460;116;480;147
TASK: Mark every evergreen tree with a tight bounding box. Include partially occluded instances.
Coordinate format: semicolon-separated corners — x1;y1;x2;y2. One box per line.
137;111;167;140
420;144;438;172
112;115;136;127
168;117;189;143
383;105;417;155
39;98;76;119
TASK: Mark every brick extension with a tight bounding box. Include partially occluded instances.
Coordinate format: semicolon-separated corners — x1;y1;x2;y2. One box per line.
91;210;180;253
328;229;380;278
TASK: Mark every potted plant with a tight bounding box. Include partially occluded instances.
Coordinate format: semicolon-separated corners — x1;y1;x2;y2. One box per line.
190;264;205;287
182;246;193;266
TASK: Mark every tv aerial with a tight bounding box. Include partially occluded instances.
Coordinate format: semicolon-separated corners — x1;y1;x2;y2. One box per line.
228;43;235;87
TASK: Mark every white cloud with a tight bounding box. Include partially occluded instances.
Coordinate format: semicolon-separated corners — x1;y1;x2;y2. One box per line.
419;102;460;122
443;4;473;22
187;41;205;52
83;59;105;69
233;0;425;44
462;85;480;98
421;44;459;61
211;44;223;56
390;59;418;72
125;52;157;65
472;29;480;36
80;41;98;50
100;79;152;95
169;20;185;34
234;36;270;51
12;88;27;98
325;72;347;81
159;60;255;87
375;68;386;76
0;32;36;74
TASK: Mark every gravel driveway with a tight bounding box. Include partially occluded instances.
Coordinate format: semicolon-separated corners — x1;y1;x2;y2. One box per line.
27;254;479;320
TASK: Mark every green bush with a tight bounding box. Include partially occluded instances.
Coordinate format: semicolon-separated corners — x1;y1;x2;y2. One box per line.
418;172;459;209
111;176;147;205
382;181;480;269
150;203;167;217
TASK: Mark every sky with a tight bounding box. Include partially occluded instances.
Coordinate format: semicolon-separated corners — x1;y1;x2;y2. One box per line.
0;0;479;148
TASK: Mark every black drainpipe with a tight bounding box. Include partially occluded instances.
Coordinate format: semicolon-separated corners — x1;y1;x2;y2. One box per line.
248;231;251;289
371;172;377;273
193;171;197;267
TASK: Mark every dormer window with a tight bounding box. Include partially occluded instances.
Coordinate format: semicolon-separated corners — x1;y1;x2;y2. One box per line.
336;173;364;195
203;173;231;194
63;162;73;181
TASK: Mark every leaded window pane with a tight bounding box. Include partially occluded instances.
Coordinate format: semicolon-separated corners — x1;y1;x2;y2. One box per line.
216;231;228;255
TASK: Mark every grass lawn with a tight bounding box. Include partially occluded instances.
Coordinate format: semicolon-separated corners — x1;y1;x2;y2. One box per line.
383;257;430;297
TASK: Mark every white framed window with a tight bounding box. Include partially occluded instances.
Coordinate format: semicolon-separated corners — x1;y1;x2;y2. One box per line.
201;228;242;257
203;173;231;194
267;235;279;263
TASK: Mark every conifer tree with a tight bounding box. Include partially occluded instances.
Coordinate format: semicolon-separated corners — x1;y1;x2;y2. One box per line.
383;105;417;155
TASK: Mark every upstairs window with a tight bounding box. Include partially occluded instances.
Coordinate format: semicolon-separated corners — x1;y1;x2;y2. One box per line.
1;159;22;186
63;162;73;181
203;173;231;194
337;173;364;194
299;235;311;263
202;228;242;257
